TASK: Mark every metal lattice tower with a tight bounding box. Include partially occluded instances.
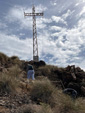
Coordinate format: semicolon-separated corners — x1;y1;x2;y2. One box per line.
24;5;43;61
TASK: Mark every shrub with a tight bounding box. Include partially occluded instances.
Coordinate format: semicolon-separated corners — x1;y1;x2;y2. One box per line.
0;52;8;65
75;97;85;113
30;78;56;105
0;73;19;94
53;90;85;113
0;65;20;94
10;56;19;60
38;65;63;73
14;103;53;113
36;103;53;113
10;56;22;67
38;65;51;76
14;104;40;113
37;65;64;81
8;65;21;78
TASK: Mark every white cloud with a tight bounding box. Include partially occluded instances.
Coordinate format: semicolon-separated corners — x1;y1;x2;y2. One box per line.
62;9;74;19
5;6;32;30
80;6;85;16
78;19;85;37
36;18;47;29
42;18;52;23
47;17;85;69
35;4;47;12
75;3;79;6
78;0;85;3
51;28;67;37
0;32;33;60
52;16;67;25
82;0;85;3
50;0;57;6
50;26;62;31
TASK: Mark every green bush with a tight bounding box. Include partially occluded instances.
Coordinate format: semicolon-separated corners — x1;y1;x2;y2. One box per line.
30;78;56;105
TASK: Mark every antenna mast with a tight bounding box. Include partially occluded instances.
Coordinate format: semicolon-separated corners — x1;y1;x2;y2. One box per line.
24;5;43;61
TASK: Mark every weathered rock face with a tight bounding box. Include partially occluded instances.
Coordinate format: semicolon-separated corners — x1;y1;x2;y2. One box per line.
54;66;85;96
58;66;85;96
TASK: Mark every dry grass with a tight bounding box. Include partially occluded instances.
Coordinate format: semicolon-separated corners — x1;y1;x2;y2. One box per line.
39;65;64;71
29;77;85;113
0;65;21;94
0;52;8;65
7;94;85;113
75;97;85;113
8;65;21;78
37;65;64;81
30;77;56;105
36;103;53;113
0;73;19;94
10;56;22;66
14;104;41;113
53;90;85;113
38;65;61;74
14;103;53;113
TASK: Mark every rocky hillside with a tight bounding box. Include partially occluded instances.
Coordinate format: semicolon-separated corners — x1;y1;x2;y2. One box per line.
23;59;85;97
0;52;85;113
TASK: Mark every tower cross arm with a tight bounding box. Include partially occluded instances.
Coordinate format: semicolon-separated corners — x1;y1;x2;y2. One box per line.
24;12;43;16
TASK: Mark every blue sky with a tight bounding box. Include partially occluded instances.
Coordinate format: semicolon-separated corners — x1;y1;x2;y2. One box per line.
0;0;85;70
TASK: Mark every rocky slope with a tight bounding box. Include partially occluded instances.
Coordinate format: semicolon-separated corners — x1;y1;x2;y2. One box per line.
0;52;85;113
